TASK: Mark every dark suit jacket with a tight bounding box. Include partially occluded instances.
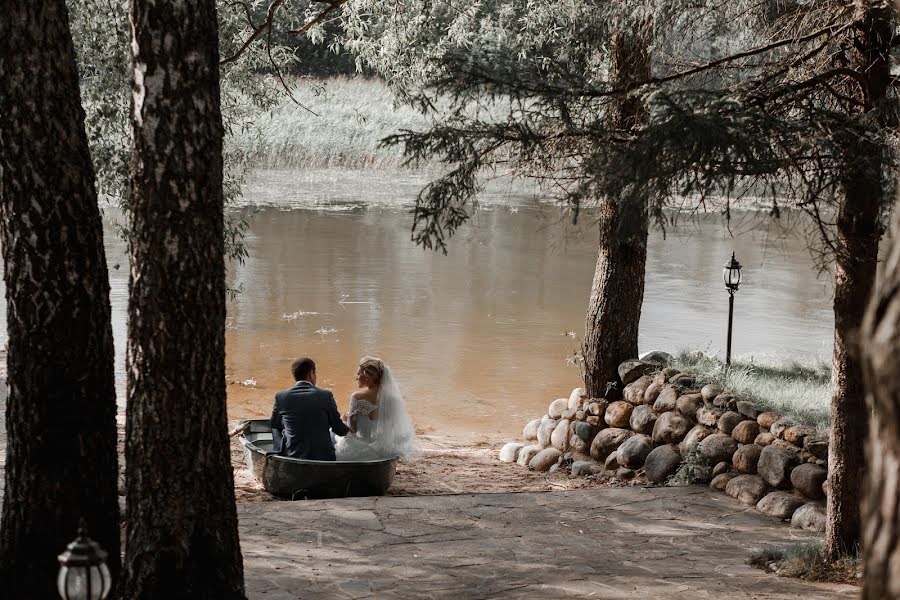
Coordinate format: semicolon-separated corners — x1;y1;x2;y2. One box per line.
270;381;350;460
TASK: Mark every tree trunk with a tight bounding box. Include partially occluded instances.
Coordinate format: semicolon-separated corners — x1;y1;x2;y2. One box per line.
0;0;120;595
823;0;891;563
860;181;900;600
583;27;651;396
121;0;245;597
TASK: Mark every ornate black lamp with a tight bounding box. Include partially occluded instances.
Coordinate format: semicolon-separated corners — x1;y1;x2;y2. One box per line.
723;252;743;366
57;521;111;600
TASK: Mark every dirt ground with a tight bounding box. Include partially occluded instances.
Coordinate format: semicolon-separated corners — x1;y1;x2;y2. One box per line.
229;434;638;503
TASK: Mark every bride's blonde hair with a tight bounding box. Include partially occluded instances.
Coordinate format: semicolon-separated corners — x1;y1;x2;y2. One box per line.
358;356;385;385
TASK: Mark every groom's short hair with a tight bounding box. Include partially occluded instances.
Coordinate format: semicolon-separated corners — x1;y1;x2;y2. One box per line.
292;357;316;381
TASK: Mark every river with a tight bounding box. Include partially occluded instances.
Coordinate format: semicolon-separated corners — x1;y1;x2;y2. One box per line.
0;168;836;442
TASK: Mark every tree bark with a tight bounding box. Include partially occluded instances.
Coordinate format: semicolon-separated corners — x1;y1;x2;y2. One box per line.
582;27;650;396
860;178;900;600
121;0;245;597
823;0;891;563
0;0;120;595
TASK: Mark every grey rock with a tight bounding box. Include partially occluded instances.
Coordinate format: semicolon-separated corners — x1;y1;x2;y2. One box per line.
771;438;801;455
701;384;723;402
652;411;692;444
717;411;745;435
574;421;597;443
679;424;715;453
551;419;571;452
499;442;525;463
698;433;738;465
548;398;569;419
629;405;658;435
604;401;634;428
639;350;673;365
571;459;602;477
732;443;762;474
696;405;726;427
713;461;729;477
604;450;620;471
755;432;775;446
569;433;589;455
537;417;559;447
623;375;654;405
617;434;653;469
757;412;781;430
790;463;827;500
653;385;680;413
804;433;829;460
675;393;704;419
616;467;635;480
711;472;736;491
713;393;737;410
561;408;577;421
618;359;658;385
736;401;761;419
588;400;607;416
791;503;826;532
669;373;695;387
731;420;761;444
590;428;633;461
758;445;801;489
523;418;541;441
756;491;805;519
517;445;542;466
644;445;682;484
643;381;664;404
568;387;587;410
783;425;816;446
770;417;798;439
575;410;585;421
529;448;563;472
725;474;769;506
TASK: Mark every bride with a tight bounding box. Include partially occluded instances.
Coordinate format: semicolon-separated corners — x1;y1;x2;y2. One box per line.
334;356;420;462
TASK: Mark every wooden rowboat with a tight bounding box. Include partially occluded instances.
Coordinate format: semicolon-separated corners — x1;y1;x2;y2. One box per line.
238;419;397;499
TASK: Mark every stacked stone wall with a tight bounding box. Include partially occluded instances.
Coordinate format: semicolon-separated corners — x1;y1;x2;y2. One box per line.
500;357;829;533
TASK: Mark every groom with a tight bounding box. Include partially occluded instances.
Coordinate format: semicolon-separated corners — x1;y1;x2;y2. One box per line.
270;357;349;460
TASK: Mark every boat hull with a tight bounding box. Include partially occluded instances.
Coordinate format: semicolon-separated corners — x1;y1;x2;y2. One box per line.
239;419;397;499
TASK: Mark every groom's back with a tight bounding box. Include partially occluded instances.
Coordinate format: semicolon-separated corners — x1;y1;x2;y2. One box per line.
272;381;339;460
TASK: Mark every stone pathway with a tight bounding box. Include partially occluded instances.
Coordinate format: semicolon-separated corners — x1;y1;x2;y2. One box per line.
239;486;857;599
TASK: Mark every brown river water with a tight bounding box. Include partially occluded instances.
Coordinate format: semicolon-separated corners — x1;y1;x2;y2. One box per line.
0;169;837;442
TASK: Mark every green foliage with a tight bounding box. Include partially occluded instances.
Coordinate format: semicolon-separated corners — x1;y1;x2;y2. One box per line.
666;443;710;486
672;350;832;428
749;539;861;581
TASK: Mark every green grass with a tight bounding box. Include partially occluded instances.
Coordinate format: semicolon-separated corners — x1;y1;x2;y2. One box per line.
231;76;429;169
671;350;832;429
749;540;860;583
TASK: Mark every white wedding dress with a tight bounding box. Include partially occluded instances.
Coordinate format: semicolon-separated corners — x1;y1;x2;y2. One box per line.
334;365;421;462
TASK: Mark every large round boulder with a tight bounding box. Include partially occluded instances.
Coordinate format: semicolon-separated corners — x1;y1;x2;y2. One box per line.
499;442;525;463
629;405;658;435
643;381;664;404
803;434;829;460
733;443;762;474
679;424;715;453
571;459;602;477
618;359;658;385
757;445;801;489
590;428;632;461
569;433;589;455
731;420;760;444
537;417;559;447
529;448;562;472
574;421;598;443
550;419;571;452
770;417;798;439
548;398;569;419
605;401;633;428
568;387;587;410
711;472;736;491
675;393;704;419
736;401;760;419
639;350;673;366
701;384;723;402
756;491;805;519
755;432;775;446
725;474;768;506
523;418;541;441
617;434;653;469
717;411;745;435
652;411;692;444
698;433;738;465
653;385;680;413
696;405;726;427
757;411;781;429
783;425;816;446
790;463;827;500
644;444;682;483
623;375;653;405
516;445;542;466
791;503;826;532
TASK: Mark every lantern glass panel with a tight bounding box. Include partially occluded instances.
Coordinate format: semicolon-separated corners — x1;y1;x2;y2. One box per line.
57;564;109;600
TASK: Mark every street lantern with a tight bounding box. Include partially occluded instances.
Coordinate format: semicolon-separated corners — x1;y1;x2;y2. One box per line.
722;252;743;366
57;521;111;600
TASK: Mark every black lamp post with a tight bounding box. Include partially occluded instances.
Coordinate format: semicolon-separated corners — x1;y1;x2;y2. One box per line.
723;252;743;366
57;520;111;600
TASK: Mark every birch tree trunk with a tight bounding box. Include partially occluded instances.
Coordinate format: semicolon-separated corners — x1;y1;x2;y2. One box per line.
121;0;245;596
0;0;119;595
